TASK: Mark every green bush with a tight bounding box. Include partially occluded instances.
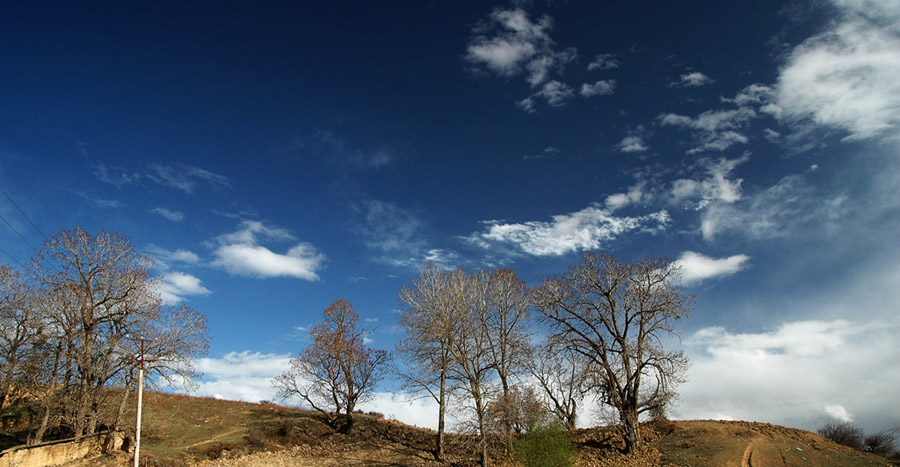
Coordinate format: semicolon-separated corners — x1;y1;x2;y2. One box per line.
513;424;575;467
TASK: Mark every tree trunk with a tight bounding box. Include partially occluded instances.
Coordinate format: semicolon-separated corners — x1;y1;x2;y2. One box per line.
0;381;12;410
33;404;52;445
474;388;488;467
434;370;446;461
113;385;132;431
86;401;99;435
621;407;641;453
500;378;513;456
33;345;63;444
340;409;355;434
565;399;577;431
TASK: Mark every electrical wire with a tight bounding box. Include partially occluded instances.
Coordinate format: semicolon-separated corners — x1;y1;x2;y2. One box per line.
0;184;47;238
0;211;38;251
0;245;26;268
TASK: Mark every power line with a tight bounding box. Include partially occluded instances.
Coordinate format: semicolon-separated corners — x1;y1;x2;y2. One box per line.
0;245;26;268
0;184;47;238
0;211;38;251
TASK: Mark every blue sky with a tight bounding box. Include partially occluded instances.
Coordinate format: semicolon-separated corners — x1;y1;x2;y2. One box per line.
2;1;899;432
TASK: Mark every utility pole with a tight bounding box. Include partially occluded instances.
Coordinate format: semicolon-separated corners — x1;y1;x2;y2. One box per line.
134;338;147;467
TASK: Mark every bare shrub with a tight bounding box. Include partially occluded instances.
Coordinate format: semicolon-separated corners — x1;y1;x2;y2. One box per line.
863;428;898;457
818;420;864;450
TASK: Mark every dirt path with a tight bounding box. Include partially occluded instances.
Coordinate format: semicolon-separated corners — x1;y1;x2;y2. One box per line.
741;437;763;467
181;427;246;450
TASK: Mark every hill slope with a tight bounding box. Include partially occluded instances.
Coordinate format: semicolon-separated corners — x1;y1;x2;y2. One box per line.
61;391;893;466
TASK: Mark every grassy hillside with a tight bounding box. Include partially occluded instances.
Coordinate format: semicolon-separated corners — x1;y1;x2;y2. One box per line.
48;391;897;466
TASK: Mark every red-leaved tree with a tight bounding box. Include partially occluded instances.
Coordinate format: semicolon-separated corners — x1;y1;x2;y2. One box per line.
274;298;389;433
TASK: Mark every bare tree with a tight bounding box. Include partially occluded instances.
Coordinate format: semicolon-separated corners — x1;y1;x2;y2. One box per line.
110;303;209;432
30;228;161;438
443;270;496;467
398;267;533;465
485;385;547;436
530;339;590;431
481;268;531;454
531;252;692;453
19;227;210;441
396;265;459;460
274;299;388;434
0;265;40;411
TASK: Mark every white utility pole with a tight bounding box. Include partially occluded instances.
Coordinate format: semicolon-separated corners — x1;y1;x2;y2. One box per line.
134;338;146;467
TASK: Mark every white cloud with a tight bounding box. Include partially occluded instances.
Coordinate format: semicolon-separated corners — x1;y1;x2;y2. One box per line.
158;271;211;304
587;53;621;71
775;0;900;141
580;80;616;97
660;107;756;153
674;71;714;87
316;131;395;169
150;207;185;222
825;404;855;423
357;393;444;429
536;80;575;107
146;163;230;193
188;352;451;430
212;221;325;280
466;8;578;110
92;162;230;193
523;146;561;160
516;96;537;113
147;245;201;270
676;251;750;285
670;155;748;210
676;318;900;432
92;163;141;188
697;172;847;241
604;183;648;211
616;135;648;153
466;8;573;85
470;204;669;256
192;351;292;402
763;128;782;142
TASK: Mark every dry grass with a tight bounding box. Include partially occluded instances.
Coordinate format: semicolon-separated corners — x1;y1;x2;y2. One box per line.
49;392;898;466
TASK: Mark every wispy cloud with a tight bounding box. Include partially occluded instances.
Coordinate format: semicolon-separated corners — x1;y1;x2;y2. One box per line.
672;71;714;87
356;200;426;256
315;131;395;169
146;164;230;193
147;245;202;270
658;83;782;154
150;207;185;222
146;245;208;304
92;163;141;189
587;53;621;71
523;146;561;160
659;107;756;154
211;221;325;280
604;182;650;212
678;318;900;432
93;162;230;193
536;80;575;107
616;135;649;153
698;173;846;241
774;0;900;141
675;251;750;285
352;199;460;269
466;8;578;110
192;351;292;402
158;271;211;304
669;155;748;210
580;80;616;97
468;204;669;256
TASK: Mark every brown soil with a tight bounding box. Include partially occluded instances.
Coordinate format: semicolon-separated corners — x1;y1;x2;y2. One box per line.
47;392;895;466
